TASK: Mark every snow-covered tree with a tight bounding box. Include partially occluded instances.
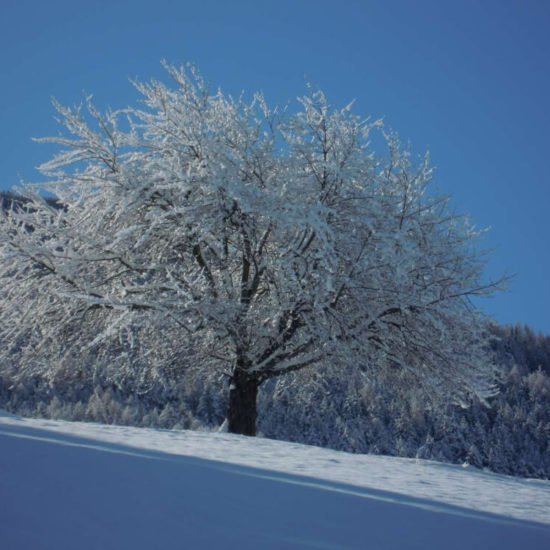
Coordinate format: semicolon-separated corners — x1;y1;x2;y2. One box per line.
0;63;501;435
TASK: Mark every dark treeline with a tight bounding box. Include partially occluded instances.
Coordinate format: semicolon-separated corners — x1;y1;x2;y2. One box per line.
0;191;61;210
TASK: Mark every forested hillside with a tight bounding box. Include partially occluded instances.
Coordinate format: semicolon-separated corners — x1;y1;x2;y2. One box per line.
0;192;548;479
0;185;550;478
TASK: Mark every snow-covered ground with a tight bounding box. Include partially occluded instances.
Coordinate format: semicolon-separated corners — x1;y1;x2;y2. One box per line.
1;411;548;549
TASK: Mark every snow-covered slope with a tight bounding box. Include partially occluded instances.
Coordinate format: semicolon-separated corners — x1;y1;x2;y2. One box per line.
1;412;548;549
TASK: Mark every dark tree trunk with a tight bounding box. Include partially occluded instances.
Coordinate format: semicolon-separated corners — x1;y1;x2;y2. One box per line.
227;365;259;436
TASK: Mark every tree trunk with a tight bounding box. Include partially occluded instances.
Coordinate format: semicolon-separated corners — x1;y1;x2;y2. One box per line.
227;366;259;436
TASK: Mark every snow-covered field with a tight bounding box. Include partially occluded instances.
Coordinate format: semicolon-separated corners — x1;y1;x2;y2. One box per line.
1;411;548;549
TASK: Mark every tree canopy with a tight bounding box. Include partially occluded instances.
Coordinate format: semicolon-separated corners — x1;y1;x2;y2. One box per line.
0;63;501;435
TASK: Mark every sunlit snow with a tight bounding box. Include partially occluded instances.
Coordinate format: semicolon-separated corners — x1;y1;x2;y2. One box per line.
1;412;548;549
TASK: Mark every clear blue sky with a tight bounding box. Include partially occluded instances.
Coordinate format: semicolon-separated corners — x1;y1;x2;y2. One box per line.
1;0;549;334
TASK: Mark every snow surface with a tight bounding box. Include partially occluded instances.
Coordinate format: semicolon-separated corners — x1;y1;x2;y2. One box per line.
0;413;549;549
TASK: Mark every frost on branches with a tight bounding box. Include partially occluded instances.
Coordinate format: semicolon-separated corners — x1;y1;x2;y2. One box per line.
0;64;501;435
